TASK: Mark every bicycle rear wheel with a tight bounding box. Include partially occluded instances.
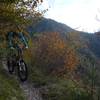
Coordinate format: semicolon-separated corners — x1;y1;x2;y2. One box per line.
17;60;28;82
7;57;15;74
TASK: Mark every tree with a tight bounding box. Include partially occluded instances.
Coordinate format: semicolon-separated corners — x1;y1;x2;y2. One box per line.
0;0;44;34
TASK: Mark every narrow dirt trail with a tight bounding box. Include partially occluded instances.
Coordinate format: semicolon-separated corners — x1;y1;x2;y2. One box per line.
1;58;43;100
20;82;43;100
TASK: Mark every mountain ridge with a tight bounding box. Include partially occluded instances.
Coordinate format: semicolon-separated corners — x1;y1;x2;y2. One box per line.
28;18;93;34
28;18;100;59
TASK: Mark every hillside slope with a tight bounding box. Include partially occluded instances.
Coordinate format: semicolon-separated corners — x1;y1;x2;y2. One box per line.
0;59;25;100
27;18;100;99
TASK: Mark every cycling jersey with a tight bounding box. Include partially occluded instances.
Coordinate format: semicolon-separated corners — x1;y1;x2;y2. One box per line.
7;32;28;49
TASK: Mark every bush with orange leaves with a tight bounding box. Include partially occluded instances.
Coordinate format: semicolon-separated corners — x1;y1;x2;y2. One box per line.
32;32;78;75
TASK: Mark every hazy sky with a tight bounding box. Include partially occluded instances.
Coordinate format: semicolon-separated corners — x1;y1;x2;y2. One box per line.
42;0;100;32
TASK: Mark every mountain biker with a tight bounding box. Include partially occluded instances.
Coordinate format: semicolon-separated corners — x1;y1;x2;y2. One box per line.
6;31;29;81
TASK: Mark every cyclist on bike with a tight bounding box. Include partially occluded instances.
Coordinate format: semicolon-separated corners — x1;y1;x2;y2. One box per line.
6;31;29;81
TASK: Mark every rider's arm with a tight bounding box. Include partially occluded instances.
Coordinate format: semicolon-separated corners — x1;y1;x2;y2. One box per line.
18;32;29;48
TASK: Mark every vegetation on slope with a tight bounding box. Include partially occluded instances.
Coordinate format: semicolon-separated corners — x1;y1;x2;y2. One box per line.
0;63;25;100
22;31;98;100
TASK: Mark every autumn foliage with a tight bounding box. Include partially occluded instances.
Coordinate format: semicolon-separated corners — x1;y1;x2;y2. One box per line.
0;0;44;35
32;32;78;75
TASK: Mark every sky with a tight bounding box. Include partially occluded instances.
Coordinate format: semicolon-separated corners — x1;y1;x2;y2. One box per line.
41;0;100;33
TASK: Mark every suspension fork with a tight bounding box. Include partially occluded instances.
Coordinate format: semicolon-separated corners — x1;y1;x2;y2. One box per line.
17;48;23;61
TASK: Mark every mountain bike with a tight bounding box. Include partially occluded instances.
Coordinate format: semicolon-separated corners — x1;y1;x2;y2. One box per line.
7;45;28;82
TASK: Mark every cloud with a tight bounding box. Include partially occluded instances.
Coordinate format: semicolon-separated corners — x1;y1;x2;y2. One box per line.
45;0;100;32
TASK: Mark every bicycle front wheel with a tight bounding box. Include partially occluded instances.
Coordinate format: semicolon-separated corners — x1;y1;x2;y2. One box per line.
17;60;28;82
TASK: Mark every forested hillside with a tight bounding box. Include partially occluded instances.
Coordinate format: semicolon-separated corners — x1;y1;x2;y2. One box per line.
27;18;100;100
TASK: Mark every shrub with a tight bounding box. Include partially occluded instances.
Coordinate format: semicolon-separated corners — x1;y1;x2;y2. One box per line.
32;32;78;75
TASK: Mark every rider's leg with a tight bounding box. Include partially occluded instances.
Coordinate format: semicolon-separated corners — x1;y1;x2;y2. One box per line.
7;32;14;48
15;44;23;60
7;32;14;57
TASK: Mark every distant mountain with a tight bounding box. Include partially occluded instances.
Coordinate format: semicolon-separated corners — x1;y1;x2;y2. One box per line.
28;18;75;35
28;18;99;55
28;18;100;59
28;18;100;87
